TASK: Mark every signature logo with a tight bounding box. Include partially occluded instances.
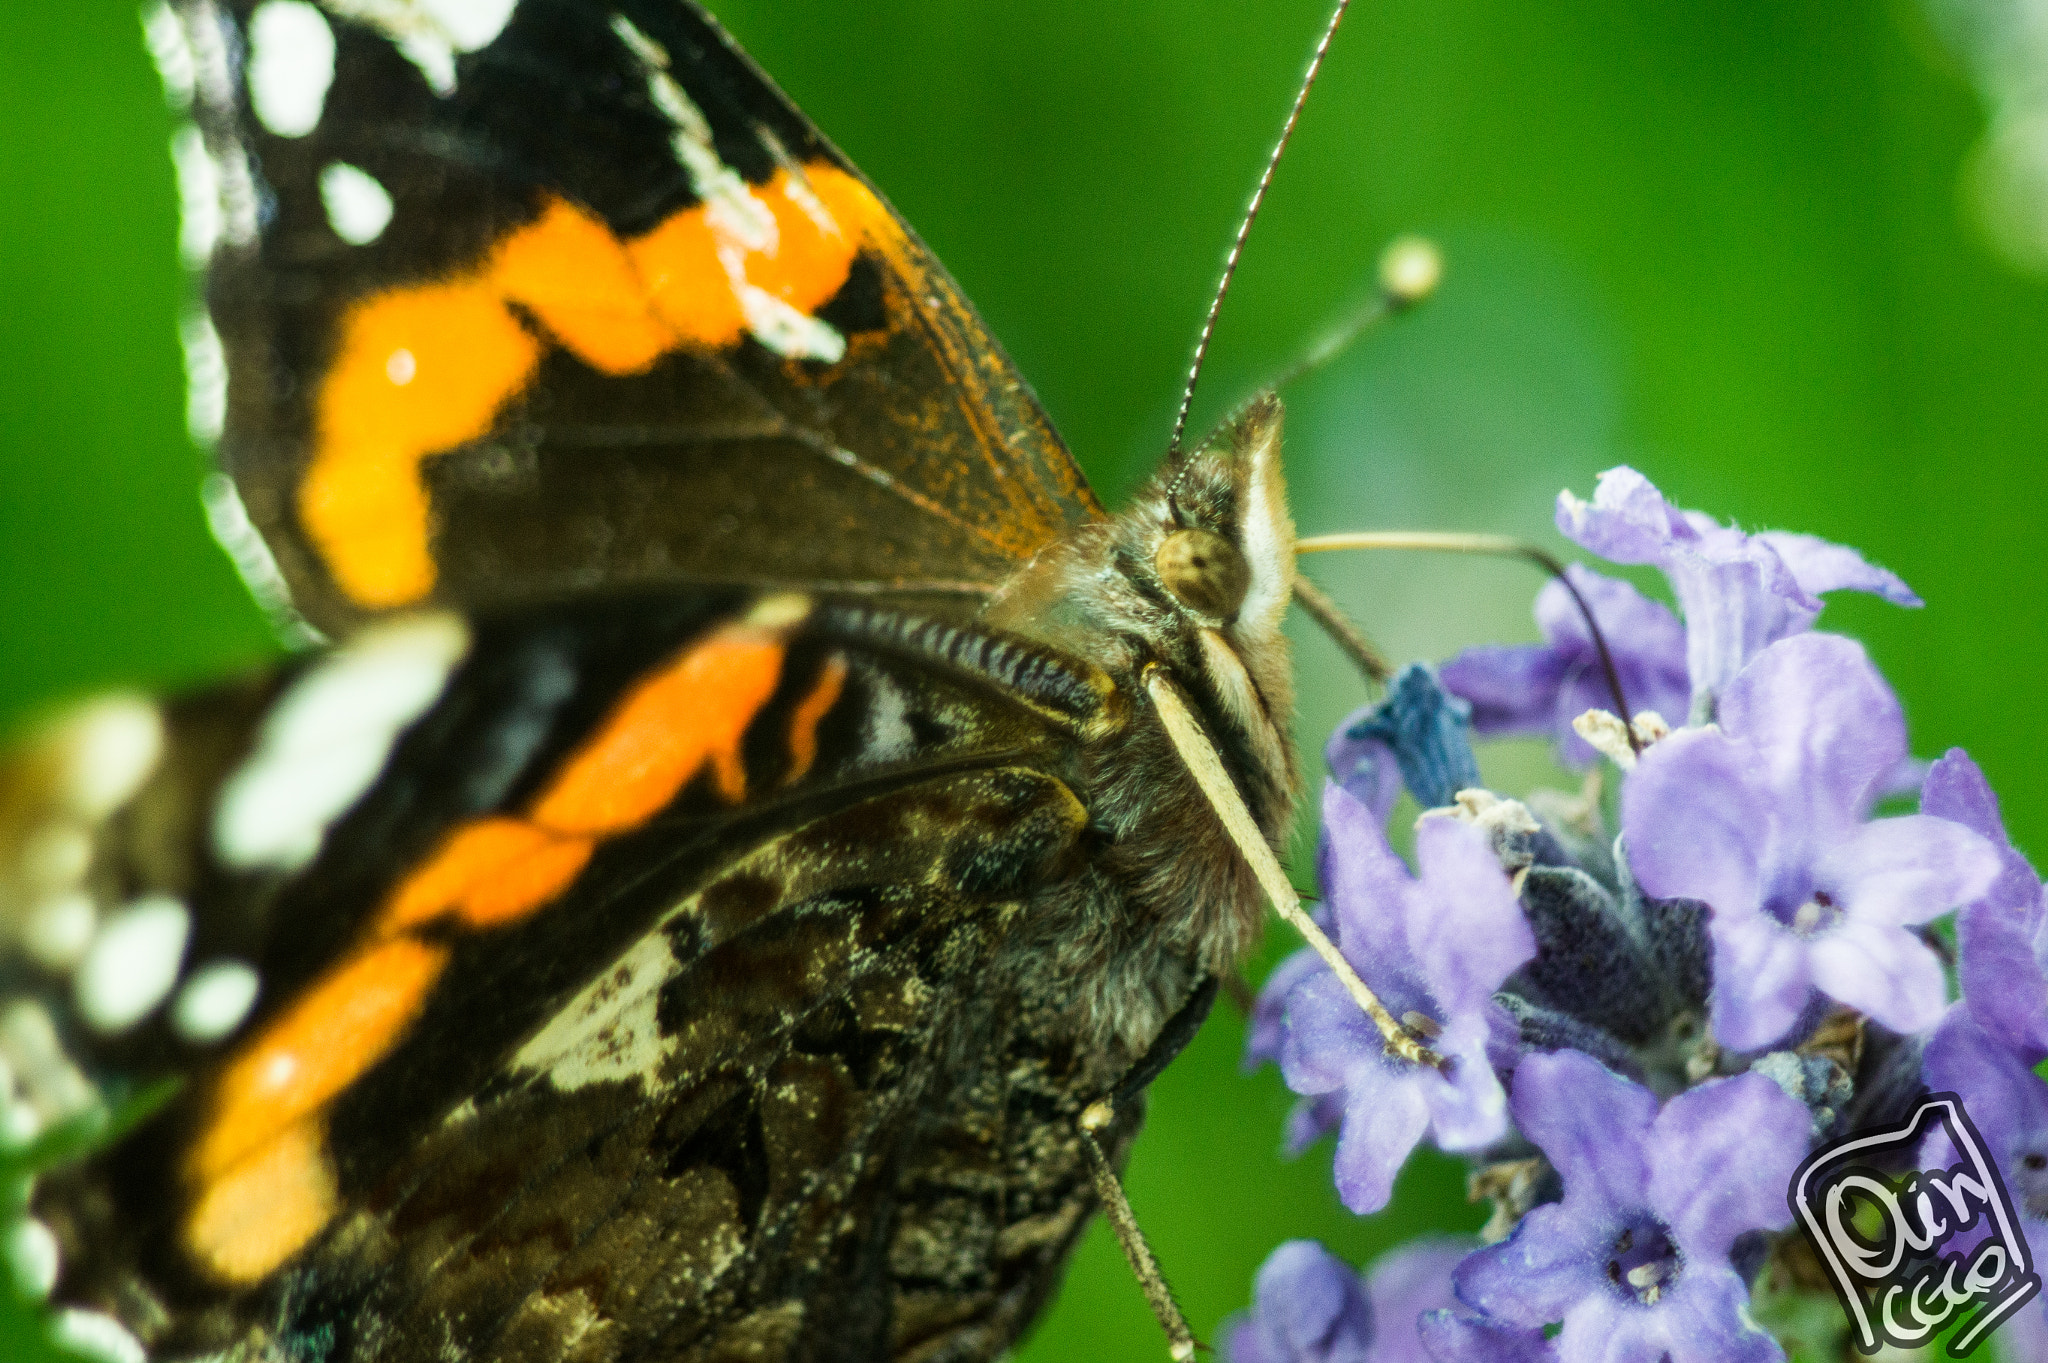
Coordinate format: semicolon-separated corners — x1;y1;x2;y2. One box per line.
1790;1094;2040;1356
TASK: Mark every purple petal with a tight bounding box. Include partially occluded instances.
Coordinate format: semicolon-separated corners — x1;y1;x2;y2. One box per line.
1281;972;1379;1096
1535;565;1686;658
1323;782;1420;968
1707;912;1815;1051
1225;1315;1275;1363
1237;1240;1378;1363
1621;727;1769;919
1959;898;2048;1064
1407;818;1535;1016
1439;644;1569;738
1570;1265;1786;1363
1807;916;1949;1035
1716;633;1906;829
1923;748;2016;848
1923;751;2048;1059
1249;946;1329;1071
1364;1239;1473;1363
1328;710;1406;828
1754;529;1921;607
1817;814;2002;929
1923;1008;2048;1176
1452;1204;1608;1327
1646;1072;1809;1260
1416;1311;1558;1363
1284;1092;1346;1156
1510;1050;1656;1211
1333;1070;1433;1214
1664;549;1816;710
1554;467;1692;566
1417;1012;1512;1153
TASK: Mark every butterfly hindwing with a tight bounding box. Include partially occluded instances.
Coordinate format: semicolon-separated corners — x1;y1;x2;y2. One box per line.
172;0;1102;633
13;589;1138;1360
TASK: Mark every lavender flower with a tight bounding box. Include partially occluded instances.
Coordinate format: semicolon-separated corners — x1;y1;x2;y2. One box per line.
1621;632;2000;1050
1922;748;2048;1061
1224;1239;1472;1363
1440;565;1689;767
1273;784;1533;1213
1454;1051;1809;1363
1556;466;1919;719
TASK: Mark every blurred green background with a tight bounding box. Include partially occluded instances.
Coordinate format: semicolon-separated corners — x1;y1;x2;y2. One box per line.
3;1;2046;1359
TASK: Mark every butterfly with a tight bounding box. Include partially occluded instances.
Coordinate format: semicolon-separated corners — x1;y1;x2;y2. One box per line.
0;2;1410;1360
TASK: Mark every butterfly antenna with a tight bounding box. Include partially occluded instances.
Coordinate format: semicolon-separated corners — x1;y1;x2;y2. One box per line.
1166;0;1353;464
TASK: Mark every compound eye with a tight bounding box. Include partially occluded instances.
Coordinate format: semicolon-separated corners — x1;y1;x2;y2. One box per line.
1154;528;1250;621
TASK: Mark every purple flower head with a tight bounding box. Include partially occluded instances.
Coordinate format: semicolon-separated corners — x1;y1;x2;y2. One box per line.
1335;665;1481;813
1220;1227;1482;1358
1226;1241;1376;1363
1556;467;1919;718
1455;1051;1811;1363
1225;1239;1473;1363
1919;1007;2048;1341
1277;783;1534;1213
1622;633;2001;1050
1922;749;2048;1063
1440;565;1689;768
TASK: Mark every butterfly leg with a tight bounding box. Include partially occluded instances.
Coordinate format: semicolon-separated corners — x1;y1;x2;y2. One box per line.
1291;575;1391;684
1075;977;1219;1362
1142;667;1448;1071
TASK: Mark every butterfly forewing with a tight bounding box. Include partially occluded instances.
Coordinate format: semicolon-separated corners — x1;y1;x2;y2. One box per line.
179;0;1100;634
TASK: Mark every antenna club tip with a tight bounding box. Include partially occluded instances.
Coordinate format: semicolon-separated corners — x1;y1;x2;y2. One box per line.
1378;234;1443;309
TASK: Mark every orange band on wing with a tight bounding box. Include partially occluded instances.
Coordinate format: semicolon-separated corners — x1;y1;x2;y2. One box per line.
785;654;848;786
184;1114;338;1286
191;936;450;1186
299;164;887;610
532;628;788;830
381;817;597;934
183;603;808;1282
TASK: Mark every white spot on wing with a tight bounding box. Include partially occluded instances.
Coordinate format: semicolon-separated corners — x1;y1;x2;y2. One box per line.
0;1002;98;1148
141;1;196;111
514;931;677;1094
319;161;395;244
861;672;913;764
169;123;219;267
183;9;260;247
736;285;846;364
386;347;417;384
172;960;261;1043
180;308;226;441
4;1217;59;1299
609;14;845;362
49;1310;146;1363
325;0;517;96
75;896;191;1035
23;893;96;973
213;613;469;869
201;473;324;648
54;696;164;821
247;0;336;138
